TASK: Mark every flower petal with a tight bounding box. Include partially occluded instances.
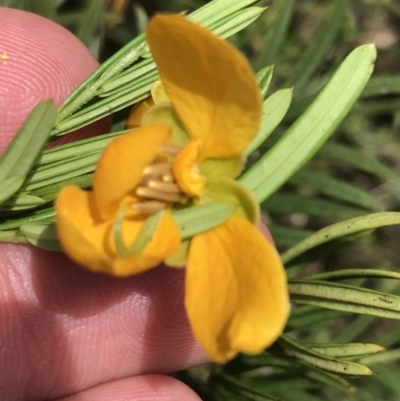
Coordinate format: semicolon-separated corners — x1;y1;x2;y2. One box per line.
112;209;181;276
147;15;262;160
172;139;206;196
94;124;172;219
56;185;113;273
185;215;289;362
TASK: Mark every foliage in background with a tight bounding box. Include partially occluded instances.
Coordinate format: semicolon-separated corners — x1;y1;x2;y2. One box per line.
1;0;400;400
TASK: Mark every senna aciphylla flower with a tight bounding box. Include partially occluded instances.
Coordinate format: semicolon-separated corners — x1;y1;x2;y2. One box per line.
56;14;289;362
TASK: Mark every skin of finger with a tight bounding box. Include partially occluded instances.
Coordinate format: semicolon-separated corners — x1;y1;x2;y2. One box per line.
0;244;208;401
56;375;202;401
0;7;207;401
0;7;110;153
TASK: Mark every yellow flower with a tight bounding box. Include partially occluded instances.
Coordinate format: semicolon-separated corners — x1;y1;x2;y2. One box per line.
56;14;289;362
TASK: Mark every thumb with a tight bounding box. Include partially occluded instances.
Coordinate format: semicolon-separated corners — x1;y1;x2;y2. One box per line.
0;6;110;153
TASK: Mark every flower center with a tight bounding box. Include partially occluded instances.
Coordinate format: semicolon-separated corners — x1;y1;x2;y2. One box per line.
133;144;187;214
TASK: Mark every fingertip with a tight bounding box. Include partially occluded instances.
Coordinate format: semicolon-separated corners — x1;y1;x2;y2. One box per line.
258;219;275;246
56;374;203;401
0;7;109;152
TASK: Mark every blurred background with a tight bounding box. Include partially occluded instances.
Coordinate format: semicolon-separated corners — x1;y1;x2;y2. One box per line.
1;0;400;399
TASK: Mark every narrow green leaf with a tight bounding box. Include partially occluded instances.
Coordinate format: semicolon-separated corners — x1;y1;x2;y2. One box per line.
254;0;295;70
245;88;293;156
288;305;347;330
286;0;350;90
308;269;400;281
1;194;45;211
358;349;400;365
0;176;25;205
55;0;261;134
0;230;27;243
40;132;117;165
76;0;105;49
282;212;400;264
368;363;400;398
232;353;356;394
335;315;376;343
0;100;57;182
189;0;258;26
212;7;266;39
55;34;146;125
279;334;374;376
240;44;377;202
362;75;400;97
289;168;383;211
25;0;58;20
215;373;282;401
30;174;93;199
0;207;56;231
97;69;159;98
172;202;234;239
19;222;62;251
317;141;399;181
289;280;400;319
23;153;100;191
263;193;367;220
355;98;400;115
97;58;156;96
304;369;356;394
268;223;313;248
307;343;385;359
256;65;274;99
53;81;153;135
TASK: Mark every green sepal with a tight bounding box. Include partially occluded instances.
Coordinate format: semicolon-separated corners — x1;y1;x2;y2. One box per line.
165;239;190;267
200;155;244;180
203;178;259;224
19;222;62;252
172;201;234;240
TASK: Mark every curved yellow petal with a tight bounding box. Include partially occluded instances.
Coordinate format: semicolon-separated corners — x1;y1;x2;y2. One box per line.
112;209;181;276
94;124;172;219
147;15;262;160
56;185;113;273
172;139;206;196
125;97;155;129
151;79;170;103
185;215;289;362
